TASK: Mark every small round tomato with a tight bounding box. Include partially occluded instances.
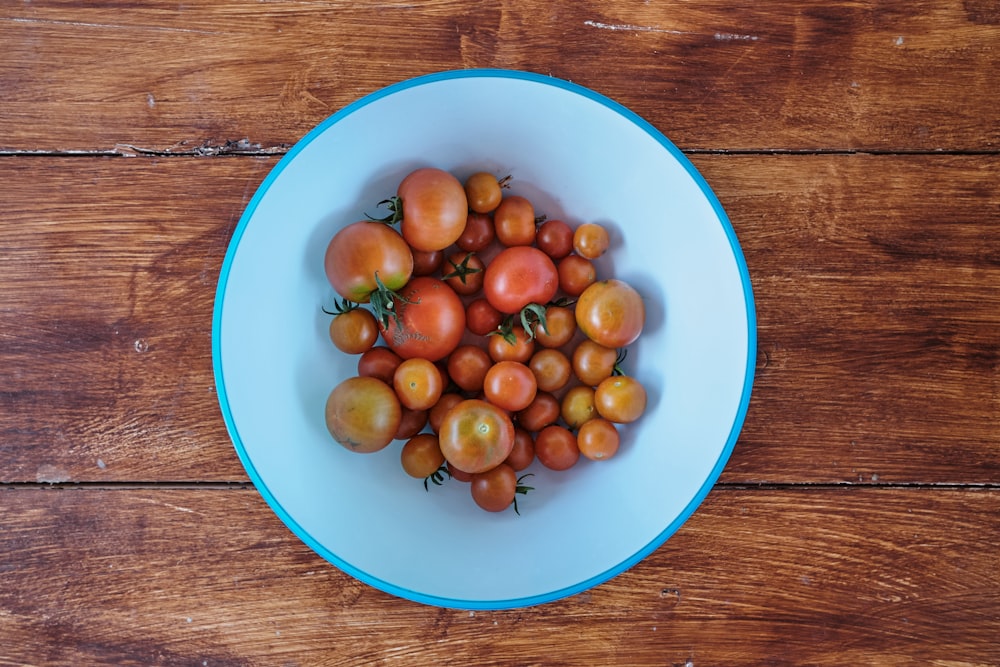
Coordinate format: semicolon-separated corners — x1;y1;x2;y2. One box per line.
464;172;504;214
528;348;572;393
411;248;444;276
487;325;535;363
328;307;379;355
573;222;610;260
466;298;503;336
447;345;493;393
534;425;580;471
571;339;618;386
324;376;402;453
380;277;466;362
429;392;463;434
471;463;517;512
357;346;403;385
393;357;444;411
561;385;597;429
557;254;597;297
534;305;577;348
493;195;536;246
483;246;558;314
505;427;535;471
397;167;468;252
438;399;516;474
400;433;445;478
442;251;485;296
324;221;414;303
483;360;537;412
594;375;647;423
577;418;620;461
456;211;496;252
535;219;574;259
575;279;645;348
394;406;429;440
516;391;560;432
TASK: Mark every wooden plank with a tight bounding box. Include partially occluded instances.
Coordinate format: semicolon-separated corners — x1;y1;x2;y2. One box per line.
1;155;996;484
0;486;995;665
1;0;998;152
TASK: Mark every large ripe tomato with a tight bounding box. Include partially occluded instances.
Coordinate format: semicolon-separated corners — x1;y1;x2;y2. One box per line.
483;246;558;315
324;221;414;303
379;277;466;362
397;167;469;252
438;399;516;474
324;376;402;453
575;279;645;348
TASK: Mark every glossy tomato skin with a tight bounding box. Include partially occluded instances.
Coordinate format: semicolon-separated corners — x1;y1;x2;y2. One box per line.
438;399;516;474
534;425;580;471
324;376;402;453
397;168;468;252
471;463;518;512
328;308;378;355
466;298;503;336
483;360;537;412
483;246;559;314
380;277;466;362
324;221;414;303
575;279;645;348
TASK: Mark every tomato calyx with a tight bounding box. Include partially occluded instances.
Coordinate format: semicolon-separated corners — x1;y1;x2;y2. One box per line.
423;464;452;491
368;271;416;330
513;473;535;515
321;297;361;317
441;252;483;285
366;196;404;225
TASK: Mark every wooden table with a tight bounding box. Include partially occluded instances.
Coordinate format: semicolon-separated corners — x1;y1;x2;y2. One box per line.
2;2;998;664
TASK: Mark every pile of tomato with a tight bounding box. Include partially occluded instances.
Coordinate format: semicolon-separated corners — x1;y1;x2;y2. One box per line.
322;167;647;514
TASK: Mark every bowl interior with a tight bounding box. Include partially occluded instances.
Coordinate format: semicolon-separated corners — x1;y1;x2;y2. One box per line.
213;70;755;609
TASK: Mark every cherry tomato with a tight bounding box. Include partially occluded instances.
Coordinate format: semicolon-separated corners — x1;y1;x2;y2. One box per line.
397;167;468;252
483;360;537;412
464;172;504;214
471;463;518;512
456;211;496;252
573;222;610;260
380;277;466;362
394;406;429;440
324;221;414;303
575;279;645;348
577;418;620;461
442;251;485;296
447;460;474;483
483;246;558;314
411;248;444;276
493;195;536;246
466;298;504;336
400;433;446;478
534;305;576;348
571;339;618;386
328;307;379;355
487;325;535;363
393;357;444;411
528;348;572;393
324;376;401;453
534;425;580;471
505;427;535;471
535;219;574;259
438;399;516;474
561;385;597;429
357;346;403;385
516;391;560;432
447;345;493;393
557;254;597;297
594;375;647;423
429;393;463;434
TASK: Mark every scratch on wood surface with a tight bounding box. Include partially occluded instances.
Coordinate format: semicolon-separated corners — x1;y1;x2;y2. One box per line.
585;20;760;41
137;497;206;517
7;17;222;35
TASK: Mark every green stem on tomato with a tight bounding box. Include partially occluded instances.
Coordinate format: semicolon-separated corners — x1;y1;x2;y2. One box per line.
365;196;404;225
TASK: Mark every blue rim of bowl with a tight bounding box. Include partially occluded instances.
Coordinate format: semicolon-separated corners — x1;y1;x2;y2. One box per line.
212;68;757;610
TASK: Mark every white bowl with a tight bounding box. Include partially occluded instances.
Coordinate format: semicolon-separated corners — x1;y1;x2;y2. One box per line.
212;69;756;609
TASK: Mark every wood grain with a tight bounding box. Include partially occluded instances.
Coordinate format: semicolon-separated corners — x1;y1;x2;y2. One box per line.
1;155;997;484
0;486;995;665
1;0;998;153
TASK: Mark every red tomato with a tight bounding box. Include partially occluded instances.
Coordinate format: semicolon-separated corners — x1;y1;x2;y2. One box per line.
535;219;574;259
493;195;536;246
447;345;493;393
483;246;558;314
411;248;444;276
380;277;466;362
487;325;535;363
534;424;580;471
397;168;468;252
575;279;645;348
466;298;504;336
438;399;516;474
324;376;401;453
471;463;518;512
324;221;414;303
557;254;597;297
442;252;485;296
483;360;537;412
505;427;535;471
456;212;495;252
356;346;403;385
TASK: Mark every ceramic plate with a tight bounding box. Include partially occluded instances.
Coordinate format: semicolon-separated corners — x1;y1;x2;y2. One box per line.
213;69;756;609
